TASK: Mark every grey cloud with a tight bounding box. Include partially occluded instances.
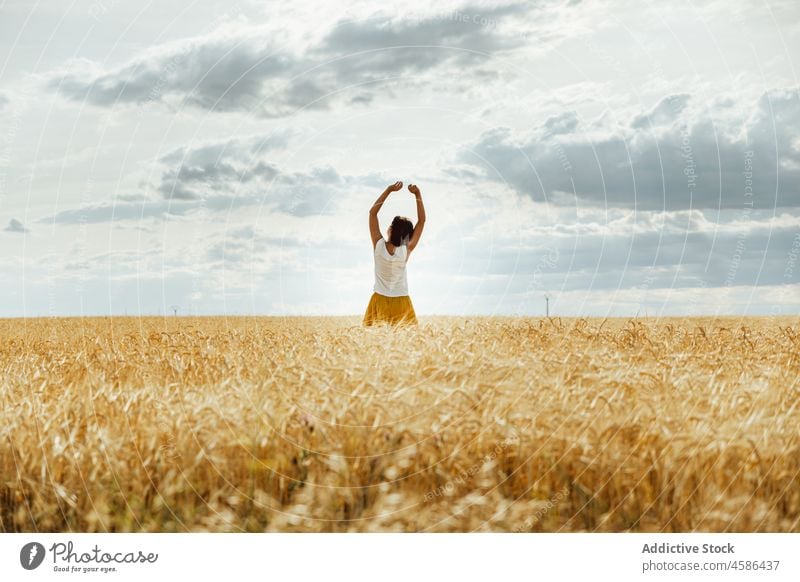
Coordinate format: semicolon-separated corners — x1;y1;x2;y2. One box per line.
53;37;294;113
38;197;192;225
316;3;530;83
320;4;528;54
155;134;389;215
46;3;533;116
39;132;385;225
456;88;800;210
37;134;294;224
562;227;799;288
156;134;351;215
441;204;800;296
455;214;800;293
205;225;305;265
158;132;285;201
159;131;290;166
3;218;29;233
37;178;335;225
159;158;280;201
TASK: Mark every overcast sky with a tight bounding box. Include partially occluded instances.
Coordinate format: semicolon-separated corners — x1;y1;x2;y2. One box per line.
1;0;798;317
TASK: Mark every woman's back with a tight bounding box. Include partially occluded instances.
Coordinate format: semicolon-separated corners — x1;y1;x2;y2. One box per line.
373;238;408;297
363;181;424;326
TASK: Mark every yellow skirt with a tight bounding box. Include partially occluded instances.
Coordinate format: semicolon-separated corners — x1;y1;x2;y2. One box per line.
362;292;418;327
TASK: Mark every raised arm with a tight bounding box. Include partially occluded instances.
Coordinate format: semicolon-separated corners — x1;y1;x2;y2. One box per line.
369;181;402;247
407;184;426;255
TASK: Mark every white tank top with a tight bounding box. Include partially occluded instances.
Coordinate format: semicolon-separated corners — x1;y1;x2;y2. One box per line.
373;238;409;297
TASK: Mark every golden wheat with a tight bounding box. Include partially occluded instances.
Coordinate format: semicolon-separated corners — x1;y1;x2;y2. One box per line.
1;315;798;532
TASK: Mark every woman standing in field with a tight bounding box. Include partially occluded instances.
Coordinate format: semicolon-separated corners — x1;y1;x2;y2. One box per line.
363;181;426;326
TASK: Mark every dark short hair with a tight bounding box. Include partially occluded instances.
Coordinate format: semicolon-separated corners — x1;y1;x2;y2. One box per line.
390;216;414;246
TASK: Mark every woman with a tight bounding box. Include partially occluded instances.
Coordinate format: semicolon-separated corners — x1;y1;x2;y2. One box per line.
363;181;426;326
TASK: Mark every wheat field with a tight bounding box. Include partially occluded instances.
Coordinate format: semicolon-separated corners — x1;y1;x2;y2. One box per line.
1;315;798;532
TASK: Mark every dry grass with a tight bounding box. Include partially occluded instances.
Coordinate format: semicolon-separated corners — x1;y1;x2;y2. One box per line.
1;315;799;532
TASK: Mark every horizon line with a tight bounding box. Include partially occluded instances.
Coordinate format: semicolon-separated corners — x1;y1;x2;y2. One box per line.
1;313;797;320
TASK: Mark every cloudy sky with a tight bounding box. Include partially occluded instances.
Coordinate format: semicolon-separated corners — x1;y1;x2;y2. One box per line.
1;0;798;317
